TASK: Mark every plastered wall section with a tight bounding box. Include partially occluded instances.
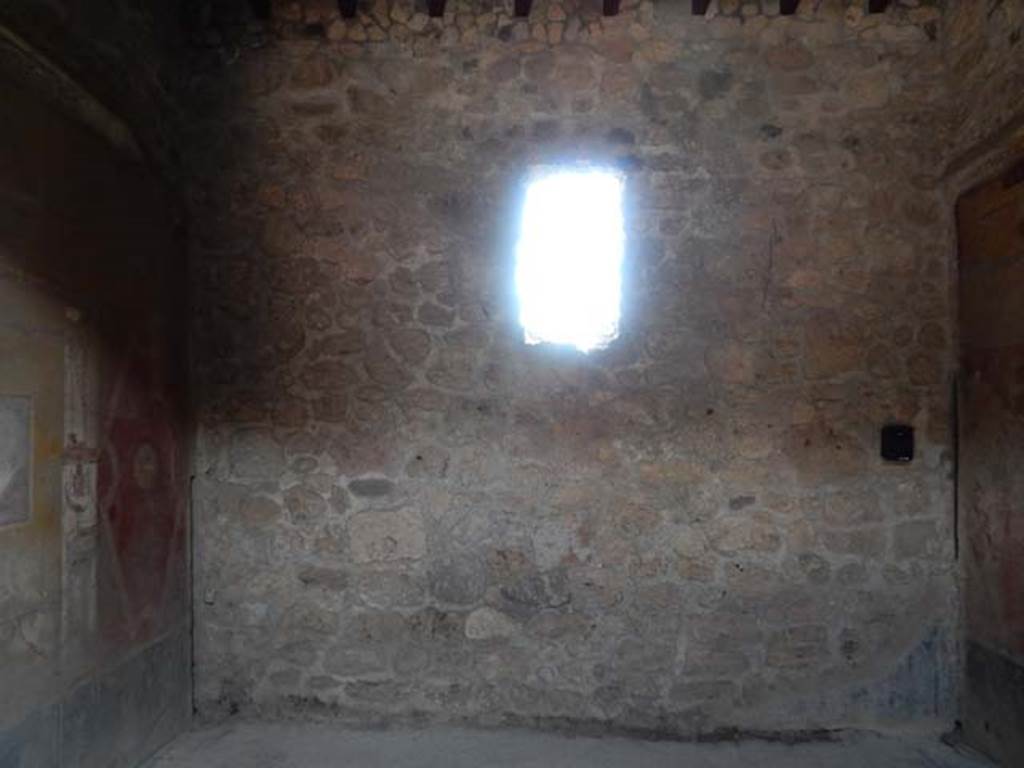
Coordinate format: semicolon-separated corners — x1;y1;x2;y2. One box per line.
0;65;190;768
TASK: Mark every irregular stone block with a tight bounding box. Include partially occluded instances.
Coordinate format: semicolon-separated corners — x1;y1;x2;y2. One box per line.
428;556;486;605
229;429;284;480
465;607;518;640
239;495;282;526
348;477;395;497
349;509;426;563
355;571;425;608
297;567;349;591
404;446;449;478
285;485;328;527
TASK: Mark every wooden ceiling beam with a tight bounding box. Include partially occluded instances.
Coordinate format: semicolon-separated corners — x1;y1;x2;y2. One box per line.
249;0;271;20
779;0;800;15
603;0;621;15
338;0;357;19
514;0;533;17
867;0;889;12
427;0;445;16
692;0;712;14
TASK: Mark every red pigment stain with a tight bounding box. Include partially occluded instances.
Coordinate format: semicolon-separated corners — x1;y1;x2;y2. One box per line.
97;345;185;648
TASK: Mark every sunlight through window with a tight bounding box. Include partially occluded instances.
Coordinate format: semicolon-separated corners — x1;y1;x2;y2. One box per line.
515;168;625;353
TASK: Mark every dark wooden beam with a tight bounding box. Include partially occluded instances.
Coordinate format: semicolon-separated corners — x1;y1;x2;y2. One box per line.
248;0;270;20
338;0;357;19
692;0;712;15
867;0;889;12
514;0;532;17
779;0;800;15
603;0;621;15
427;0;445;17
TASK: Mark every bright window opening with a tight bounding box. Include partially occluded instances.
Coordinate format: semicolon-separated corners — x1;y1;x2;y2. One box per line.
515;168;625;353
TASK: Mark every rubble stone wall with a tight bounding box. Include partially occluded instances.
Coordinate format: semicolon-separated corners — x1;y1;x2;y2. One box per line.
189;0;959;734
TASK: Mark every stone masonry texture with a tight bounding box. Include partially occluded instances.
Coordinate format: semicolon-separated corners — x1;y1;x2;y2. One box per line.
187;0;961;735
945;0;1024;167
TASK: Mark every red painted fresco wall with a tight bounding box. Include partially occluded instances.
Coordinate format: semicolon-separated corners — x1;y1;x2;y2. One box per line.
0;67;190;765
97;334;188;650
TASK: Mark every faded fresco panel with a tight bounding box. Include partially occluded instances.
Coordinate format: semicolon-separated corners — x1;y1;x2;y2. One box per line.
0;396;30;526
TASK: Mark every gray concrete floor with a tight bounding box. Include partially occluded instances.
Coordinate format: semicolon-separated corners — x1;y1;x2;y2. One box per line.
147;722;994;768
